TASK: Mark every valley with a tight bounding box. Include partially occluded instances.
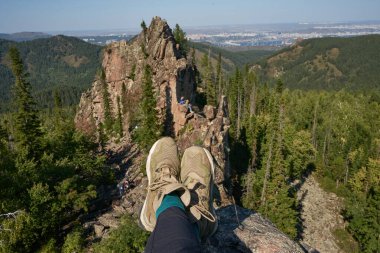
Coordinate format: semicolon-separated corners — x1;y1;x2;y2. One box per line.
0;13;379;253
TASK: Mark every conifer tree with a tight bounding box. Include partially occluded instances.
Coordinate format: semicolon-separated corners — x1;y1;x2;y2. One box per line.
53;90;63;122
116;96;123;137
216;52;223;101
121;82;127;115
100;68;113;132
135;64;161;151
191;45;196;66
8;47;42;159
53;90;62;109
141;20;147;32
201;52;216;106
173;24;188;56
130;64;136;81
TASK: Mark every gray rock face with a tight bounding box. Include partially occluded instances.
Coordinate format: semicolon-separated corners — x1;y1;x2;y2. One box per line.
297;175;345;253
203;205;305;253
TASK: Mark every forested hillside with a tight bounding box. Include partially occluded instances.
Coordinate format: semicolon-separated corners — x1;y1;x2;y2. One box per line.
1;20;379;252
199;64;380;252
0;48;113;252
0;36;102;112
191;41;274;73
254;35;380;91
0;32;51;42
194;37;380;251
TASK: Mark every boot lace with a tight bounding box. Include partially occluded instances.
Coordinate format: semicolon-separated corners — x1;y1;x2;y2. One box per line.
186;176;216;223
149;165;177;191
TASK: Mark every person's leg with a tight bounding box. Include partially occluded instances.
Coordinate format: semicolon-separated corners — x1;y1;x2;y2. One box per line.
181;146;218;241
139;137;190;232
140;137;200;252
145;194;201;253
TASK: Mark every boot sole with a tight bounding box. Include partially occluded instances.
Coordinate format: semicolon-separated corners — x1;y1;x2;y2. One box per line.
202;148;219;236
139;139;161;232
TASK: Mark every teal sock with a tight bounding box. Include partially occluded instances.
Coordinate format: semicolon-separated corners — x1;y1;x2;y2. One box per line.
155;192;185;219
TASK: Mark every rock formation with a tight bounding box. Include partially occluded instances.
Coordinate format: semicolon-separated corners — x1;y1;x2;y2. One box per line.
76;16;307;253
297;175;345;253
176;96;232;205
204;206;305;253
75;16;197;138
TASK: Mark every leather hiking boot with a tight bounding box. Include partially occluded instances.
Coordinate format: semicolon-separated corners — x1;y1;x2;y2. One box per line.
181;146;218;241
140;137;190;232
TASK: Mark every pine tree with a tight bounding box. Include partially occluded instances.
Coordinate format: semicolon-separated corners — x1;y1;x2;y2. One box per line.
53;90;62;109
100;68;113;132
130;64;136;81
191;45;196;66
135;64;161;151
200;52;216;106
116;96;123;137
121;82;127;114
53;90;63;122
216;52;223;102
9;47;42;159
140;20;147;32
228;68;243;138
173;24;188;56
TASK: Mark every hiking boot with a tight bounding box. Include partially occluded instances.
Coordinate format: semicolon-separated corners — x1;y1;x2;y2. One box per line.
140;137;190;232
181;146;218;241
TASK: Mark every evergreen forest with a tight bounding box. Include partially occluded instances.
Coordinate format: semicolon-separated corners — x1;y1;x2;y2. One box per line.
197;43;380;252
0;26;379;253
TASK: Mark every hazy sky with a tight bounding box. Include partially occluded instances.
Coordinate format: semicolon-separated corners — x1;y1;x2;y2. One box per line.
1;0;380;33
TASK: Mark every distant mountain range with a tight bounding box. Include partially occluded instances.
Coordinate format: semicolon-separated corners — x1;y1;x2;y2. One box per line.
1;34;379;113
253;34;380;91
0;34;276;113
0;32;51;42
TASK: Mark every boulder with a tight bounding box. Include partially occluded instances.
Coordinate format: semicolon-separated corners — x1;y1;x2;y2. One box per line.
204;105;216;120
94;224;105;238
203;205;305;253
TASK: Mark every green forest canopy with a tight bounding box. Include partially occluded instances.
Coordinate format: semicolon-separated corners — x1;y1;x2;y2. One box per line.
255;35;380;91
0;35;102;112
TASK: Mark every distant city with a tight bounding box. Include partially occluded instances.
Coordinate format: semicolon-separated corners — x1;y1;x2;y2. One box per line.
74;21;380;47
2;21;380;48
185;22;380;47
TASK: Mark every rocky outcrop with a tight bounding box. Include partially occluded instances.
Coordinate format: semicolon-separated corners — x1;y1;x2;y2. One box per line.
297;175;345;253
204;206;305;253
75;16;197;138
87;177;306;253
176;96;232;205
77;16;306;253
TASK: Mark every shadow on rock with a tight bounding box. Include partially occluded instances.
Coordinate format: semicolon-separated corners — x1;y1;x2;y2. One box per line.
203;205;305;253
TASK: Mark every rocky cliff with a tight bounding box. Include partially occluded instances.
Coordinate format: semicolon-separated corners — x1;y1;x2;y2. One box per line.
297;175;346;253
75;16;197;138
76;17;307;253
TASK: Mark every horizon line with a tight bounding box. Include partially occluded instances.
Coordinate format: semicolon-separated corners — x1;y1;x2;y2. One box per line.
2;19;380;35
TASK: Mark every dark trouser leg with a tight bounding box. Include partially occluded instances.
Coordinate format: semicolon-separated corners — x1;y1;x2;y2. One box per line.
145;207;201;253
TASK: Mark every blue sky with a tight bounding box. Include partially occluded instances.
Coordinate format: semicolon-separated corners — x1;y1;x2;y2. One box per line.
0;0;379;33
